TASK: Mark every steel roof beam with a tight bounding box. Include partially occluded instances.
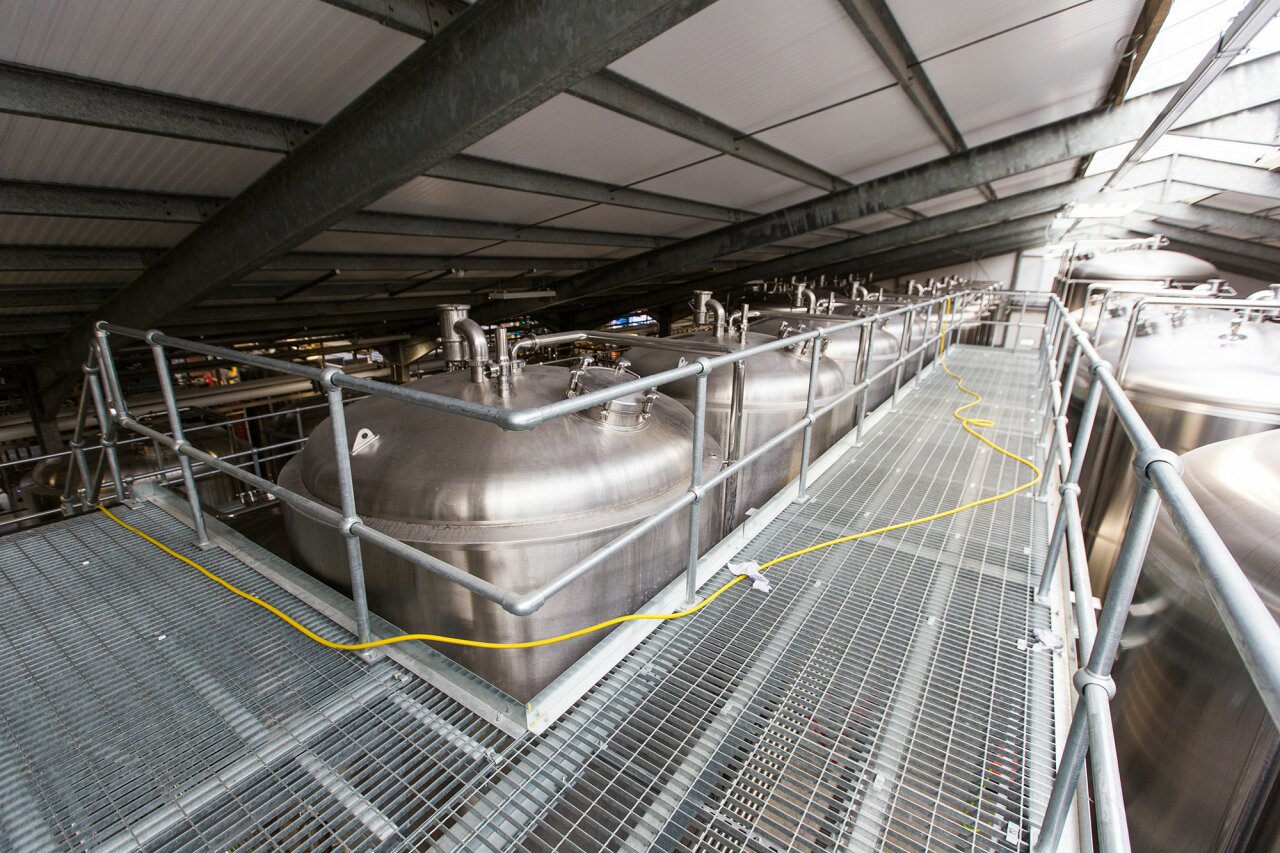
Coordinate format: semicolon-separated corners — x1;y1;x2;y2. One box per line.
0;180;676;249
526;53;1280;315
0;60;748;224
320;0;468;39
31;0;722;408
1173;101;1280;145
834;0;996;201
1103;0;1280;188
1122;216;1280;267
1139;201;1280;241
1162;155;1280;199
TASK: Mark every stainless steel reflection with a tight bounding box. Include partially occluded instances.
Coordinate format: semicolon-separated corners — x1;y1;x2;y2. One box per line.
1112;430;1280;853
625;329;846;527
1072;305;1280;590
278;363;723;702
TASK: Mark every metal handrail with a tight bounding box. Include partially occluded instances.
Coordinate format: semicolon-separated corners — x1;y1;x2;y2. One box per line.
82;292;976;644
1032;293;1280;853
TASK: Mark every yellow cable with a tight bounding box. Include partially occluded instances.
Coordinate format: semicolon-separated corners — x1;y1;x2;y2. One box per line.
97;303;1041;654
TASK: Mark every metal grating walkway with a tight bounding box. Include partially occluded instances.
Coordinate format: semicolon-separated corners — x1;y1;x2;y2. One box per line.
0;345;1057;851
442;346;1057;852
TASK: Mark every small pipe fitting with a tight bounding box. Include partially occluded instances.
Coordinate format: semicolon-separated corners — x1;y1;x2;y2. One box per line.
454;317;490;384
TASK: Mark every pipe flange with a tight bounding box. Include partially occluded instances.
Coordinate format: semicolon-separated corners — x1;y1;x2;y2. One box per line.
1073;668;1116;700
1131;447;1183;482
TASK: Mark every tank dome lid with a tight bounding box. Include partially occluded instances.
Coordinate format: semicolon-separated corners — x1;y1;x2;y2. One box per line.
1073;250;1216;282
289;364;716;530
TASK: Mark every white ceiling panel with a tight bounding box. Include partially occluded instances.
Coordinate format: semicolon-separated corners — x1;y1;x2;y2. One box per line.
988;162;1080;197
0;0;419;122
631;156;815;211
754;86;940;179
771;232;847;249
1200;192;1280;214
0;215;193;246
295;233;493;257
910;188;989;217
609;0;893;134
0;114;279;194
887;0;1090;61
368;177;587;225
926;1;1142;145
843;141;952;184
963;92;1102;149
836;211;908;233
1206;226;1269;241
540;204;718;238
470;242;623;260
464;94;715;187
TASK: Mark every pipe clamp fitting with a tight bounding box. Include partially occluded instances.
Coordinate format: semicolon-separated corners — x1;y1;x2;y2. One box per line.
339;516;359;537
1073;668;1116;700
1058;482;1081;497
1132;447;1183;482
1090;360;1114;376
319;366;344;390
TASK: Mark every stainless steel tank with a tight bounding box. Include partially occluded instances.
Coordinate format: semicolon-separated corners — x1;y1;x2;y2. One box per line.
1063;249;1217;311
624;328;846;528
1111;429;1280;852
1072;305;1280;590
751;312;901;412
278;360;723;702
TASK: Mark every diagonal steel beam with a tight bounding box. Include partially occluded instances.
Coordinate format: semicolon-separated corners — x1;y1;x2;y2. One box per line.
1140;200;1280;241
834;0;996;201
32;0;721;408
1103;0;1280;188
0;60;748;224
1122;216;1280;267
524;53;1280;316
0;247;608;272
0;179;675;248
1165;155;1280;199
320;0;468;39
1173;100;1280;145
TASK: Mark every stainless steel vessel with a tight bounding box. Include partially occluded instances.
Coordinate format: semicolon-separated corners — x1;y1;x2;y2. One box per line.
624;328;846;527
1063;249;1217;311
1111;430;1280;852
1073;304;1280;590
279;356;723;702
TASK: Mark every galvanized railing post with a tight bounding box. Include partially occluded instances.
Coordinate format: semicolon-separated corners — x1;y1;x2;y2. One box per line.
147;332;211;548
1037;367;1105;600
85;336;127;504
913;302;931;385
320;368;374;651
795;331;824;502
890;306;912;410
854;322;873;446
685;360;712;604
62;354;99;512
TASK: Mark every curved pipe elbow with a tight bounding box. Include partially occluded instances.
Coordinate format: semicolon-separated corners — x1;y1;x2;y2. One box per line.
454;317;489;383
505;592;545;616
706;298;727;337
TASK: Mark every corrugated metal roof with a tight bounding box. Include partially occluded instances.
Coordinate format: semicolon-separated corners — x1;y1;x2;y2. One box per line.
367;177;588;225
0;214;193;246
0;114;279;194
541;204;717;238
293;233;493;257
631;155;816;211
1200;192;1280;213
888;0;1089;61
988;162;1081;197
910;188;990;216
0;0;419;122
608;0;894;133
755;86;940;179
468;241;626;260
464;94;716;187
925;1;1143;145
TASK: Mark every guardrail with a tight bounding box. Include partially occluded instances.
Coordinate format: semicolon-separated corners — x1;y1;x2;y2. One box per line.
1032;292;1280;853
77;290;992;650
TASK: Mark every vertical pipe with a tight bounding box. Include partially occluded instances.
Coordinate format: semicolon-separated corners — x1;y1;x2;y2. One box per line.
90;330;128;501
1036;709;1092;853
85;360;125;504
796;332;823;501
685;365;710;605
1085;481;1161;678
1037;372;1103;599
723;360;747;531
148;336;211;548
1014;293;1027;349
62;358;98;511
322;374;373;648
913;302;930;385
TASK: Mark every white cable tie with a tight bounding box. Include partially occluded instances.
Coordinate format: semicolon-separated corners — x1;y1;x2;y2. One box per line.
1032;628;1063;652
730;561;772;593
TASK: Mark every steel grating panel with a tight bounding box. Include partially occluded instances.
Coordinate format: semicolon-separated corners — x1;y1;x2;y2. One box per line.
442;346;1056;852
0;505;525;851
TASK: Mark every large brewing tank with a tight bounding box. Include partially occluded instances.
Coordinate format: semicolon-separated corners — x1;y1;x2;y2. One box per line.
279;340;723;702
1110;430;1280;852
1072;302;1280;590
751;311;901;412
1063;249;1217;311
624;326;846;528
23;433;241;513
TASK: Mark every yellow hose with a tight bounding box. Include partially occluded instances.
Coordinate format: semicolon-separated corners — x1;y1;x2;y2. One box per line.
97;305;1040;653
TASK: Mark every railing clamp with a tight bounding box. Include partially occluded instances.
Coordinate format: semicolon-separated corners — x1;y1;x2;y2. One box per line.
1058;482;1081;497
1132;447;1183;483
1090;360;1114;376
1073;668;1116;700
